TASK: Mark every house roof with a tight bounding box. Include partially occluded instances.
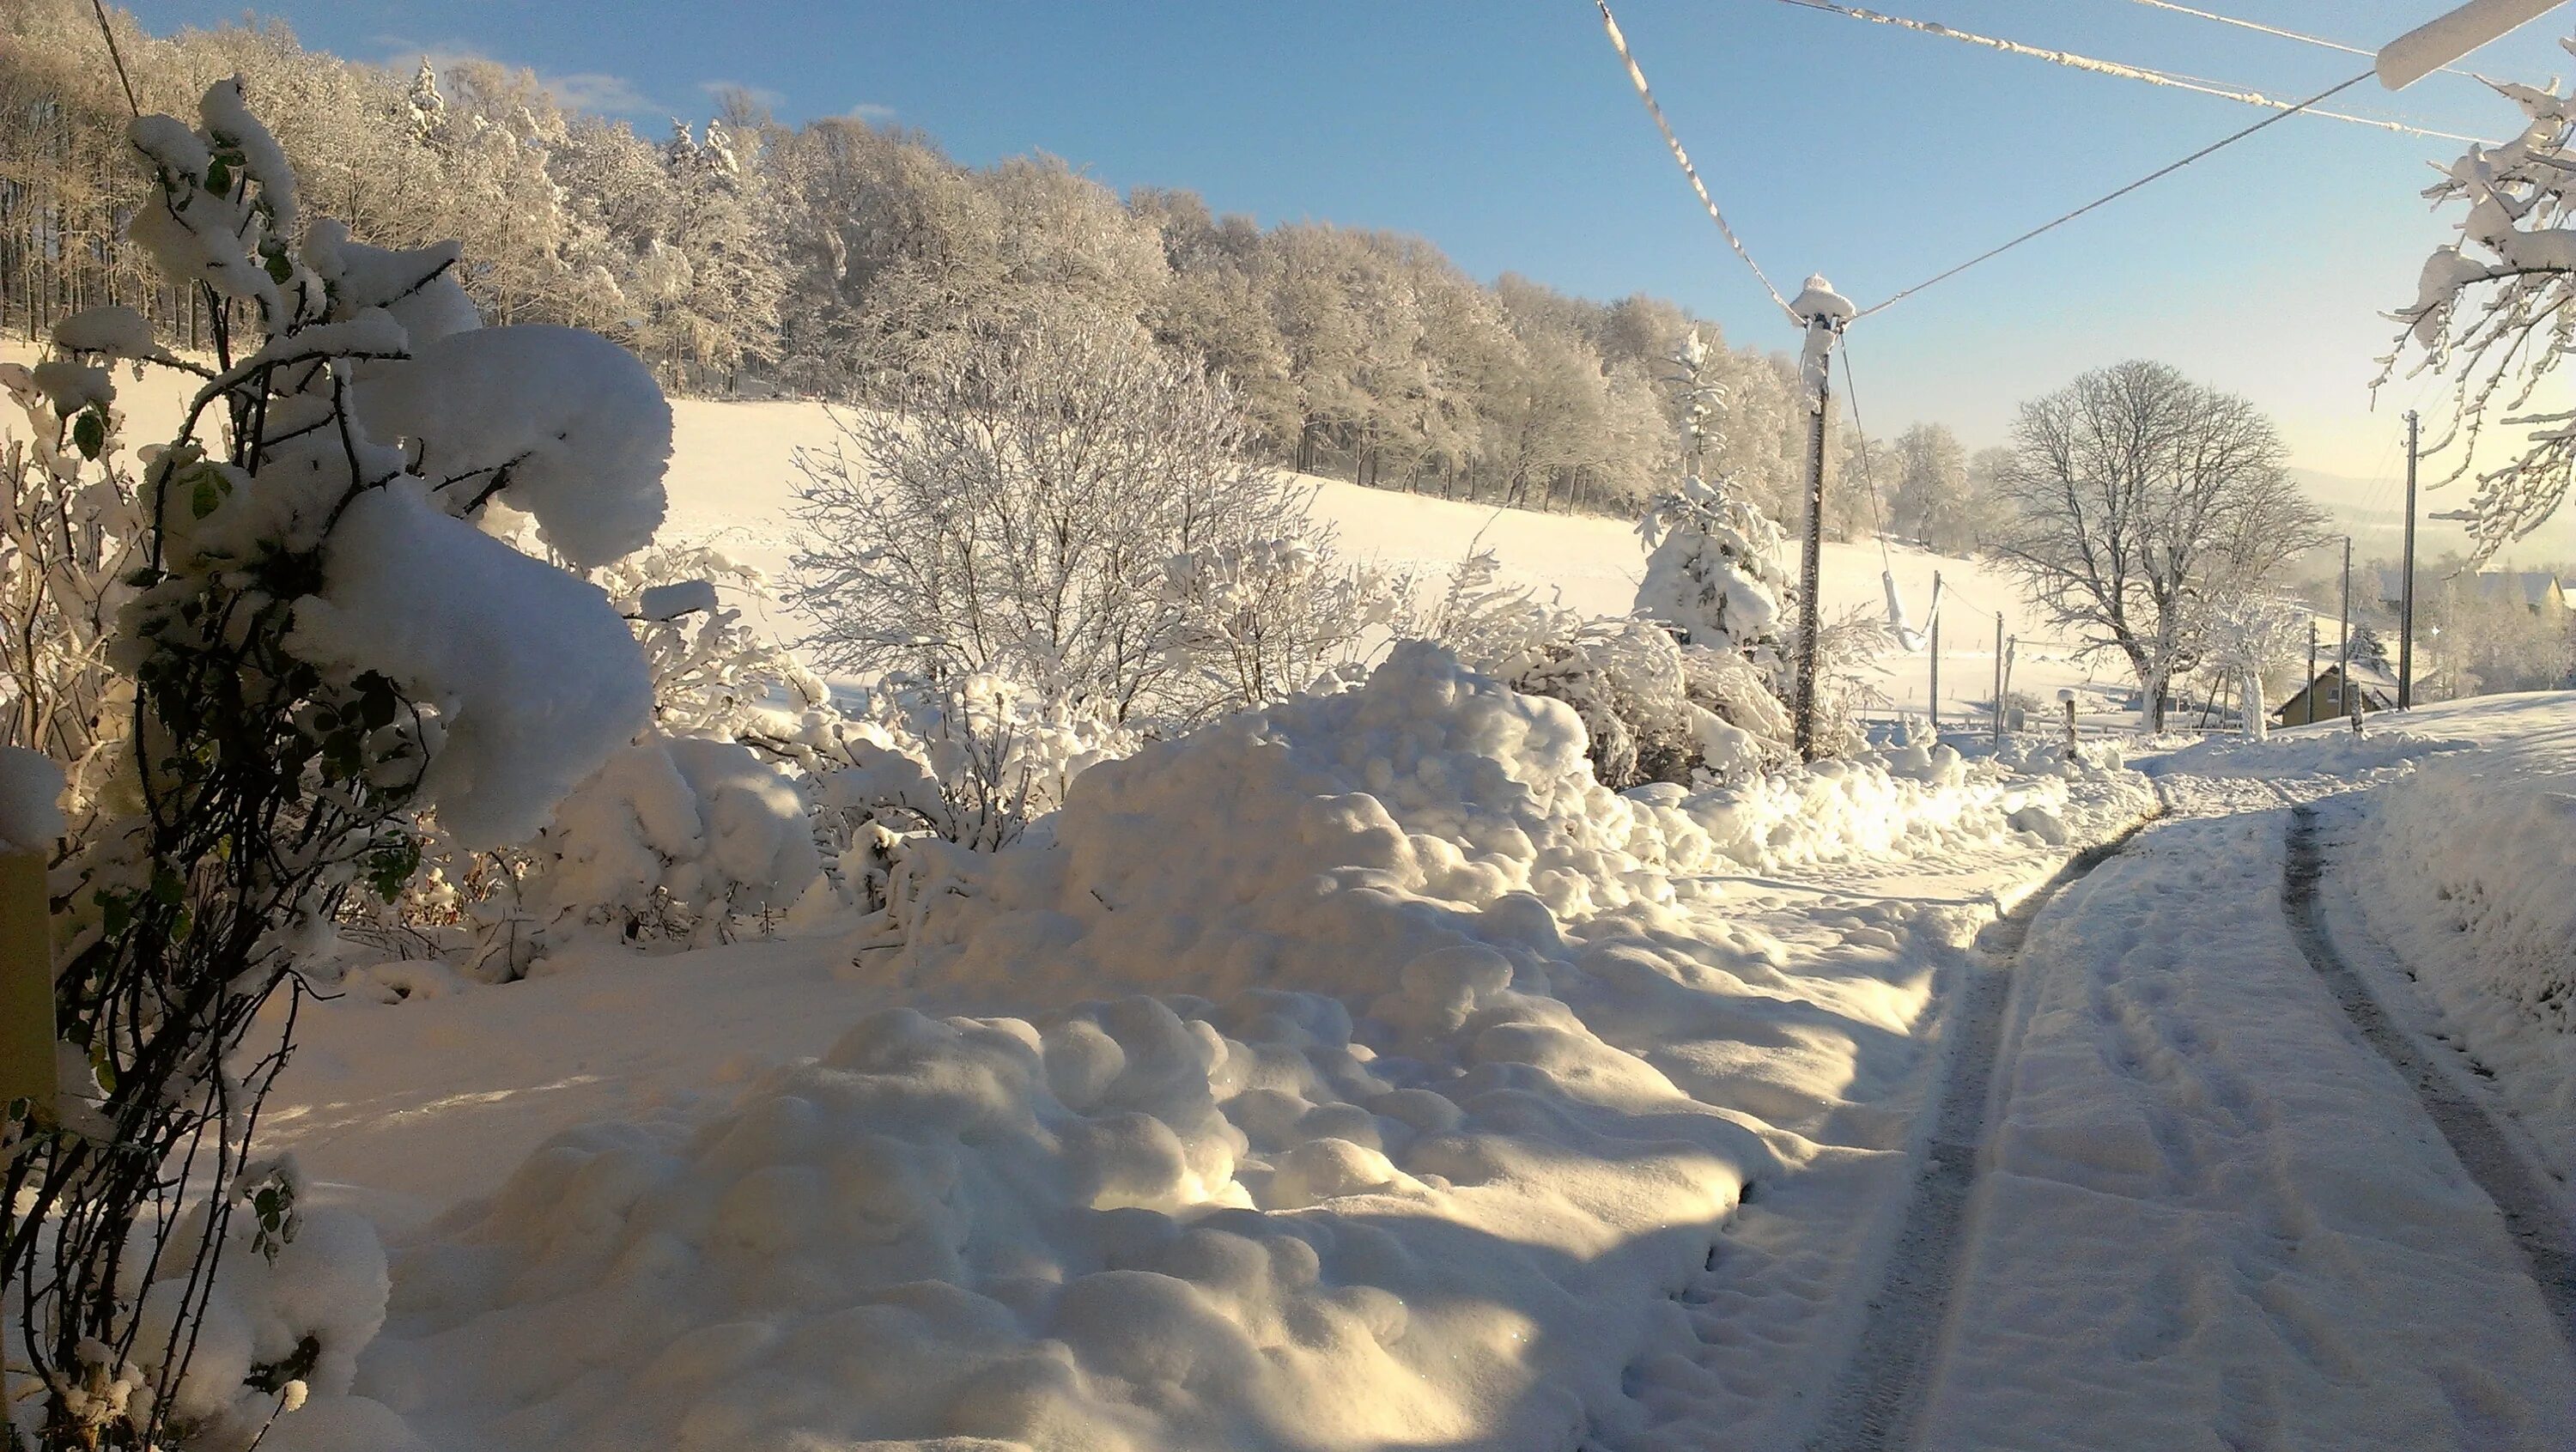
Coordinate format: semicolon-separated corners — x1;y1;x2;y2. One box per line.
2470;570;2565;607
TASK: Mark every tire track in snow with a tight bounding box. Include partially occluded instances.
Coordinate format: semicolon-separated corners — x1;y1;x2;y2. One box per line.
1803;816;2160;1452
2282;805;2576;1347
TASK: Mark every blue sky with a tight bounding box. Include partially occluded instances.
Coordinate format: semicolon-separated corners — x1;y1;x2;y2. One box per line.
122;0;2576;551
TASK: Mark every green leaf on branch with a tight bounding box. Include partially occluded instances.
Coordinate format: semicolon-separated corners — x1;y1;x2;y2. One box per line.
70;408;105;461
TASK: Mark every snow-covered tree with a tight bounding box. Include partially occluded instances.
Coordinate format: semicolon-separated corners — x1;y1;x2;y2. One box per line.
2202;594;2306;739
2383;60;2576;561
789;313;1321;732
3;81;665;1450
1889;422;1978;551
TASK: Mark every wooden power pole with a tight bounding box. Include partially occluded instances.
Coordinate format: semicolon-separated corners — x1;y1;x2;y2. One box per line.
1788;276;1854;761
2339;538;2353;717
2306;617;2318;725
2400;410;2420;708
1928;570;1941;736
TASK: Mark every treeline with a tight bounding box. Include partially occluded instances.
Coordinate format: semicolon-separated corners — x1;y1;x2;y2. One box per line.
5;0;1937;526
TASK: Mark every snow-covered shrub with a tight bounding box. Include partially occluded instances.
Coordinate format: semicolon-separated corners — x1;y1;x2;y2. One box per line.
788;312;1327;732
3;81;662;1452
466;731;824;978
1160;532;1409;717
1414;549;1776;790
598;541;827;736
781;671;1135;871
1634;474;1791;658
0;357;146;782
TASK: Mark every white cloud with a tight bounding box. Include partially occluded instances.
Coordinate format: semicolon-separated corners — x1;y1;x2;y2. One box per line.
844;102;896;122
699;79;787;112
373;35;663;118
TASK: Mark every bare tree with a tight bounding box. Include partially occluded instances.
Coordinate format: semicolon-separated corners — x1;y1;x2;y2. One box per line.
1988;361;2330;728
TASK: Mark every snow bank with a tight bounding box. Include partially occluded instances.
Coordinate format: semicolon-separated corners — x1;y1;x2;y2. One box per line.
348;646;2151;1449
2355;719;2576;1171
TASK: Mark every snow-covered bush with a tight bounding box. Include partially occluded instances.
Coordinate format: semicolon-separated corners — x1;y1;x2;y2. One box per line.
755;672;1133;905
598;542;827;736
0;358;146;781
1634;474;1790;658
465;731;824;978
1411;549;1774;791
1160;532;1409;718
3;81;663;1451
787;313;1331;733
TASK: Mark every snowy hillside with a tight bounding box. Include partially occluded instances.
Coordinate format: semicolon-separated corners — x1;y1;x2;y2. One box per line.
40;343;2127;722
641;393;2124;722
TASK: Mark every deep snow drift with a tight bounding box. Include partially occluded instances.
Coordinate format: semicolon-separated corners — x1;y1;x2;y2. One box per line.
2343;695;2576;1180
262;645;2150;1451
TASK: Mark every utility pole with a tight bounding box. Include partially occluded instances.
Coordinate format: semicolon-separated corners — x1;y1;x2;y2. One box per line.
1991;612;2005;744
2400;410;2420;708
1788;276;1855;761
2306;617;2318;725
2339;537;2353;718
1928;570;1941;736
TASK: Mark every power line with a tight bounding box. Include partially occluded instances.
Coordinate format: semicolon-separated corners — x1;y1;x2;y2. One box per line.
1771;0;2482;142
2117;0;2490;82
1595;0;1800;324
1854;69;2375;320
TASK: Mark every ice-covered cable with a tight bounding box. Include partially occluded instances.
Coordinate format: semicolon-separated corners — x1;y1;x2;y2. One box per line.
1771;0;2479;141
1595;0;1801;325
1854;69;2377;320
2119;0;2487;82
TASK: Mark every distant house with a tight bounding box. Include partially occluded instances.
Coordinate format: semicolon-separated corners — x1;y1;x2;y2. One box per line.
2274;662;2397;727
2470;570;2569;617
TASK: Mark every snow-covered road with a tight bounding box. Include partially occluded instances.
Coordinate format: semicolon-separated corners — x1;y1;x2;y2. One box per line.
1900;750;2576;1450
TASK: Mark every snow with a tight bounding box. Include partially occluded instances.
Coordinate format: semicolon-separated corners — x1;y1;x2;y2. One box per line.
636;579;720;621
0;745;64;853
51;306;165;362
2378;0;2564;89
1916;729;2576;1447
2346;694;2576;1179
288;481;653;848
303;222;477;355
354;325;672;567
247;641;2153;1450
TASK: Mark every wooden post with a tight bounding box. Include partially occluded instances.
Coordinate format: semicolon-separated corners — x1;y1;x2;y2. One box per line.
1929;572;1941;737
2306;618;2318;725
0;848;52;1122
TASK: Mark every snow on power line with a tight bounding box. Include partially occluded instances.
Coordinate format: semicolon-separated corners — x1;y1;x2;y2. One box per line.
2122;0;2491;83
1772;0;2482;141
2379;0;2565;89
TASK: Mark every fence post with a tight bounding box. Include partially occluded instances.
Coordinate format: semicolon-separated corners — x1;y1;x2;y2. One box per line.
1;847;52;1122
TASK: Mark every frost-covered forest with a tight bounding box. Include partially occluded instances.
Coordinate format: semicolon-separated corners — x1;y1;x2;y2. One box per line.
0;0;1983;530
